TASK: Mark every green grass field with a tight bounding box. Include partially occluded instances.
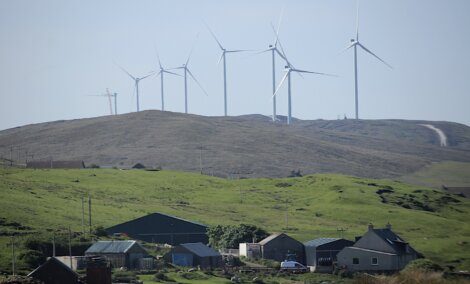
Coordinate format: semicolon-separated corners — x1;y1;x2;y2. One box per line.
0;168;469;274
400;161;470;188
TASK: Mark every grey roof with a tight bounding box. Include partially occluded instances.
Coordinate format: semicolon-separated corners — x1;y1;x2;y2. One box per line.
258;233;282;245
372;229;418;255
180;242;220;257
304;238;339;247
85;240;139;254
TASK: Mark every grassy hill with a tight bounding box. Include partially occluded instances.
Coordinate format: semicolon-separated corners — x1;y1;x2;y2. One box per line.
0;168;469;273
1;111;470;179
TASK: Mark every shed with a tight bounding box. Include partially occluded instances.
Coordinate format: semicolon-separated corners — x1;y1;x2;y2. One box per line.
259;233;305;264
85;240;148;270
132;163;146;169
304;238;354;272
170;242;223;269
28;257;80;284
337;223;420;273
106;212;208;245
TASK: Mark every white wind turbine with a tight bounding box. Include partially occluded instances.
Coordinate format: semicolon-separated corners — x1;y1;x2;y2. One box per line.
256;12;289;122
205;23;251;116
172;40;209;114
88;88;114;115
156;54;181;111
342;3;392;119
118;65;154;112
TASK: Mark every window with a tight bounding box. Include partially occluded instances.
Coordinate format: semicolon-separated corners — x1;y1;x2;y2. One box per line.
353;258;359;265
371;257;378;265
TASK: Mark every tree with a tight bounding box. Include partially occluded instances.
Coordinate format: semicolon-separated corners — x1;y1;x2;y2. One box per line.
208;224;269;249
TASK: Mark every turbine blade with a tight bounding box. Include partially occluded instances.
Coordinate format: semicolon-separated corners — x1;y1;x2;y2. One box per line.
272;71;289;99
356;0;360;41
274;7;284;46
116;64;136;80
163;70;183;77
186;33;200;66
204;22;224;50
339;42;356;55
358;43;393;69
187;69;209;96
226;49;252;53
217;52;224;65
140;71;156;80
293;69;338;77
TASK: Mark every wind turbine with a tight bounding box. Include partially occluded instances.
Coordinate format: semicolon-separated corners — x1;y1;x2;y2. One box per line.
88;88;115;115
205;23;251;116
273;66;336;125
118;65;154;112
156;54;181;111
256;12;289;122
172;40;208;114
342;3;392;119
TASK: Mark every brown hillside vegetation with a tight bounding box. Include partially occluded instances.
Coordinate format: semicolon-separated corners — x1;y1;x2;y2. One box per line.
0;110;469;178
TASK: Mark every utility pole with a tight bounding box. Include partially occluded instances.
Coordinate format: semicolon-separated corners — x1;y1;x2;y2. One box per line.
81;196;85;235
68;227;73;269
337;228;346;239
11;236;15;276
52;233;56;257
199;144;203;174
9;146;13;166
88;195;92;234
285;199;289;229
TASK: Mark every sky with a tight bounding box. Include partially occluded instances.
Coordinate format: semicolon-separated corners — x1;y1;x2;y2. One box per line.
0;0;469;130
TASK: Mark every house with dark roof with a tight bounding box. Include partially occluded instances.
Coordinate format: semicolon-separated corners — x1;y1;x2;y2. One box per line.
169;242;223;269
28;257;80;284
85;240;149;270
105;212;208;245
304;238;354;272
258;233;305;264
337;223;421;272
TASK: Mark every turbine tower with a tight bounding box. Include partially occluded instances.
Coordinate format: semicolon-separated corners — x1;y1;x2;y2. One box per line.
205;23;250;116
118;65;154;112
342;3;392;119
273;66;336;125
156;54;181;111
172;40;208;114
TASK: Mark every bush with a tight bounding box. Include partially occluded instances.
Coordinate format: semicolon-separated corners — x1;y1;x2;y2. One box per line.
18;250;46;268
404;259;443;272
208;224;269;249
153;272;174;282
88;164;100;168
93;226;108;237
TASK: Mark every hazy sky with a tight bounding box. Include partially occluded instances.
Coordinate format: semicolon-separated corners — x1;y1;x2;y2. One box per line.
1;0;469;130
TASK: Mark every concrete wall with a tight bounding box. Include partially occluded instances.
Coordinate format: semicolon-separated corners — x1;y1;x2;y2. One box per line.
337;247;399;272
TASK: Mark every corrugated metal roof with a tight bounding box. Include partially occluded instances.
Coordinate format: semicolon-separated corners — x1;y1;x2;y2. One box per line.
85;240;137;254
180;242;220;257
304;238;339;247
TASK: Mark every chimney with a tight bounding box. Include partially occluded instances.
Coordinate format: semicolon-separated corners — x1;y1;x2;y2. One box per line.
368;223;374;231
386;222;392;230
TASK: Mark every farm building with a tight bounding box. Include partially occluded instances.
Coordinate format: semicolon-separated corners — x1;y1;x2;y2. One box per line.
105;212;208;245
337;223;421;272
85;240;151;270
304;238;354;272
239;242;261;259
26;160;85;169
259;233;305;264
28;257;80;284
169;242;223;269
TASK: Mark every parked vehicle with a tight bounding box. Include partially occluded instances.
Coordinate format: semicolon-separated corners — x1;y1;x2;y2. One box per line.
280;261;308;273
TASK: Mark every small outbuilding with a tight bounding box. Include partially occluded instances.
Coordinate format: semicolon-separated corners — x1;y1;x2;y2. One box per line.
337;223;421;273
85;240;148;270
304;238;354;272
106;212;208;245
259;233;305;264
28;257;80;284
170;242;223;269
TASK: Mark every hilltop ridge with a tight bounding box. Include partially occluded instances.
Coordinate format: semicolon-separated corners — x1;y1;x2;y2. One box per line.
1;110;469;178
